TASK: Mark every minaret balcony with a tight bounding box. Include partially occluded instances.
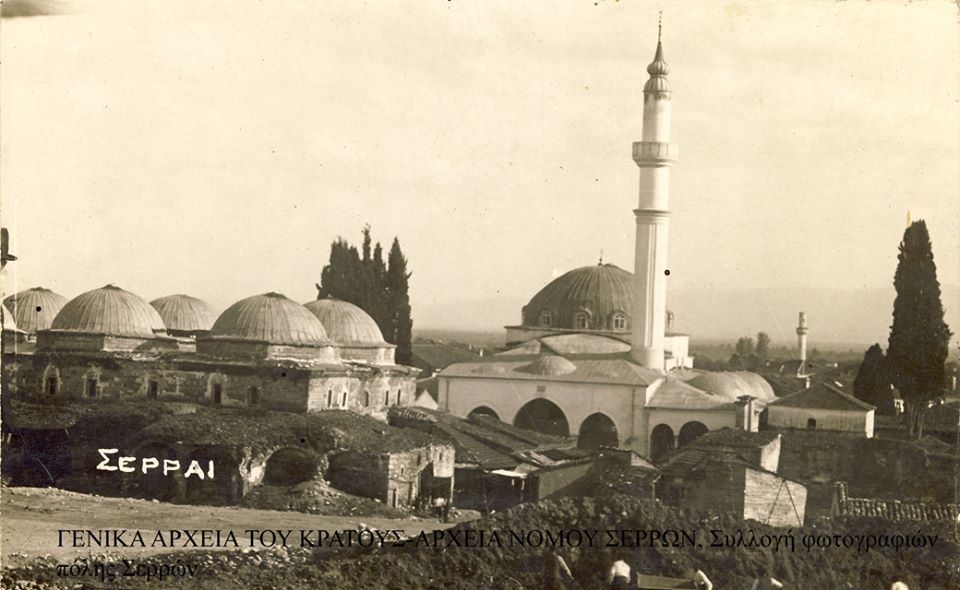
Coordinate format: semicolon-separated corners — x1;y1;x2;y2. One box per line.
632;141;678;166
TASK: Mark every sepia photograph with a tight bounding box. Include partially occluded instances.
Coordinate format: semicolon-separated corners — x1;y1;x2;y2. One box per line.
0;0;958;588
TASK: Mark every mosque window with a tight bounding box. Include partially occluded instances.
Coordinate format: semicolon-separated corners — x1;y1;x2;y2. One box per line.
364;391;370;407
46;376;59;396
539;311;552;327
385;390;390;406
341;391;348;406
396;389;402;405
327;389;333;407
574;312;589;329
212;383;223;405
147;379;159;399
248;386;260;406
612;313;627;330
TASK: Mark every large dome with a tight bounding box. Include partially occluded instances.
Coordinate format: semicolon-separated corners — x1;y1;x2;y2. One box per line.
304;298;387;346
51;285;166;338
151;294;217;333
4;287;68;334
522;264;634;332
687;371;776;403
209;293;331;345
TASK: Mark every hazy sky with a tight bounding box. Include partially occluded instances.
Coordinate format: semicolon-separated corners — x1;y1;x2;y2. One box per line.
2;1;958;327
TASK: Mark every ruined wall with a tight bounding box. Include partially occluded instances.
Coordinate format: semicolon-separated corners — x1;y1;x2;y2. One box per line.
326;444;451;508
742;467;806;527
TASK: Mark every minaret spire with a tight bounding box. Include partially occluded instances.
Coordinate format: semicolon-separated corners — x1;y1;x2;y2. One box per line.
629;25;678;370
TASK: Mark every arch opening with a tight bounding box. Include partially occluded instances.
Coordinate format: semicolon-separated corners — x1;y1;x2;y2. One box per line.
130;443;178;501
513;398;569;437
264;448;317;486
185;447;240;504
649;424;675;463
578;413;619;449
678;421;709;447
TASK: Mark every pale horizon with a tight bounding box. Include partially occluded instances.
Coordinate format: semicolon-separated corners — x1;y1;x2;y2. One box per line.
2;1;958;345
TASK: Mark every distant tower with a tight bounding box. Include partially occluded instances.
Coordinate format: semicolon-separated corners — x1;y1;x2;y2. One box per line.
796;312;809;364
629;25;677;369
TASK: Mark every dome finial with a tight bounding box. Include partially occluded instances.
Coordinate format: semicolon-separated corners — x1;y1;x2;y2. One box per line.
658;11;662;44
646;17;670;80
599;249;604;265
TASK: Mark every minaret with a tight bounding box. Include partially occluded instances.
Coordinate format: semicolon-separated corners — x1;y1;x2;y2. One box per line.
629;24;677;369
796;312;809;364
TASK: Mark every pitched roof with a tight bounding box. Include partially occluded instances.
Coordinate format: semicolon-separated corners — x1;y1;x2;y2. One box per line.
440;357;661;387
410;341;479;371
692;428;780;449
924;402;959;432
768;382;874;412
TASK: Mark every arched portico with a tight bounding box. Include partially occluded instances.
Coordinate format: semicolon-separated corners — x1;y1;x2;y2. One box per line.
514;398;570;437
578;412;619;449
649;424;675;462
678;421;708;447
467;406;500;421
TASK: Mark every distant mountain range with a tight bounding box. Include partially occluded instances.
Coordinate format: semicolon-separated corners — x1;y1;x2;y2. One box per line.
415;285;960;350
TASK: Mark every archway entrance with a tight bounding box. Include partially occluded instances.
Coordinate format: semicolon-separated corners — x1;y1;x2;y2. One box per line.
132;443;178;501
185;447;240;505
649;424;675;463
577;413;619;449
678;421;709;447
264;448;316;486
513;398;569;437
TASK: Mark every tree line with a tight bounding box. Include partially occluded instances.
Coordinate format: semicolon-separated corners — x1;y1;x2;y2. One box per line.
315;225;413;365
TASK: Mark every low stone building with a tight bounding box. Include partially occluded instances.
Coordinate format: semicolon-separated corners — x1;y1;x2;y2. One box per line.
766;382;875;437
656;447;807;527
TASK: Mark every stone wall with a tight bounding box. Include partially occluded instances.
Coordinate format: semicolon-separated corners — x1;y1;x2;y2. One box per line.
326;444;454;508
742;467;806;527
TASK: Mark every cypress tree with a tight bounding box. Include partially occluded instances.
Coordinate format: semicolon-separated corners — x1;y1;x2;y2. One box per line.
853;343;894;415
386;237;413;365
886;220;951;439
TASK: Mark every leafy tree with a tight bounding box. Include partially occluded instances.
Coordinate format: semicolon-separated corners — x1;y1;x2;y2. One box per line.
386;237;413;365
729;337;757;369
755;332;771;361
316;227;413;365
853;343;894;415
886;220;952;440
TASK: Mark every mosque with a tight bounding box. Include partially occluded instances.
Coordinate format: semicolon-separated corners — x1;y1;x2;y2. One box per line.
437;37;776;460
2;286;418;414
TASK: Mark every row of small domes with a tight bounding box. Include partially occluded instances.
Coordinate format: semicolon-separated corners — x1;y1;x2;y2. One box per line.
3;285;387;347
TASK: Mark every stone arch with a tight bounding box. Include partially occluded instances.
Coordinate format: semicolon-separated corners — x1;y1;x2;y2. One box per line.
678;421;708;447
81;366;102;399
130;442;178;501
513;398;570;437
649;424;675;463
467;406;500;421
263;447;317;486
41;364;61;397
578;412;619;449
185;447;241;505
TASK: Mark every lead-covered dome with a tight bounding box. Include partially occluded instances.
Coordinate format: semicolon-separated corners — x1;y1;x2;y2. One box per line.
151;294;217;334
209;293;331;345
522;264;634;332
50;285;166;338
687;371;776;403
4;287;68;334
304;298;387;346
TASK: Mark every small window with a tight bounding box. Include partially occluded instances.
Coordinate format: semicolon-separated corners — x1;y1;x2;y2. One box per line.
364;391;370;407
341;391;347;407
539;310;552;327
46;377;58;396
147;380;159;399
327;389;333;407
384;390;390;406
212;383;223;405
248;386;260;406
806;418;817;429
574;312;589;329
85;377;99;399
612;313;627;330
396;389;402;405
536;385;546;393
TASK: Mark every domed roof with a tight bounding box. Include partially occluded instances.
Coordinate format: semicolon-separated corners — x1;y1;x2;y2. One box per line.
150;294;217;333
51;285;166;338
687;371;776;403
2;304;21;333
303;298;387;346
518;354;577;376
523;264;634;331
210;293;331;345
3;287;68;334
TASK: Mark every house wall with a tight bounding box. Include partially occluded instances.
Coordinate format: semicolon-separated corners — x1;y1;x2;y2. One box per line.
742;467;806;527
530;461;599;500
326;444;454;508
768;406;873;437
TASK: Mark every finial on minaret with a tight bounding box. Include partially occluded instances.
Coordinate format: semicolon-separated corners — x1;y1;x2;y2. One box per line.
599;249;604;265
658;11;662;43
